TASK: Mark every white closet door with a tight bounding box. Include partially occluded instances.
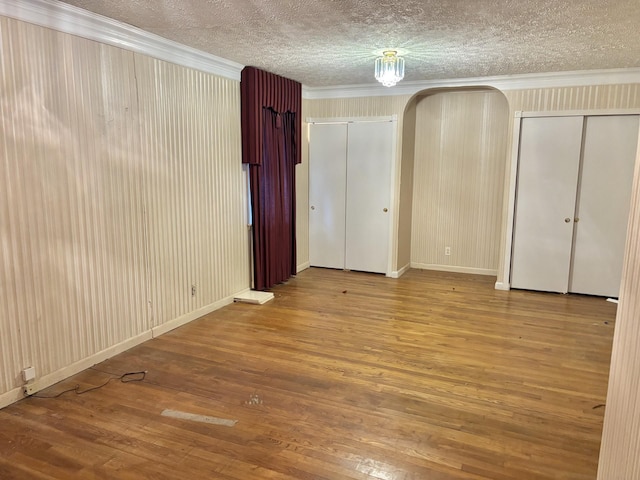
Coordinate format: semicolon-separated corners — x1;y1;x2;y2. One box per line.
309;123;348;269
345;121;393;274
569;115;639;297
511;116;584;293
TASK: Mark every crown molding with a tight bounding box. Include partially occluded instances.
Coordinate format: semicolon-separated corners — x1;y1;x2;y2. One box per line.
3;0;639;97
0;0;243;81
302;68;640;100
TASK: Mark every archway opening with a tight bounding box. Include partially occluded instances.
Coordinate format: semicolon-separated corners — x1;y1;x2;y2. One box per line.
397;87;510;276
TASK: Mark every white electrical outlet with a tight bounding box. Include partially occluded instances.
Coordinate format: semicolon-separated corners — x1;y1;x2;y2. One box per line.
23;382;39;396
445;246;451;256
22;366;36;383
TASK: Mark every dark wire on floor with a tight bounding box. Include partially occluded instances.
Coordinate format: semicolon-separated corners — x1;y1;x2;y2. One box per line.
29;371;147;399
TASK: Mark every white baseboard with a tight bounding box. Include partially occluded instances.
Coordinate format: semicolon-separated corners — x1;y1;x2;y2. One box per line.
0;290;243;410
410;263;497;276
151;293;236;337
388;263;411;278
0;386;28;410
494;281;511;291
0;330;152;410
297;261;310;273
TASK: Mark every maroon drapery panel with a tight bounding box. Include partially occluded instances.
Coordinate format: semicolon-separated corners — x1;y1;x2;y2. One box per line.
241;67;302;166
241;67;301;290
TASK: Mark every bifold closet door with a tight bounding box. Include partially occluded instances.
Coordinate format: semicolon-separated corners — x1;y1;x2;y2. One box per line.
510;116;584;293
308;123;347;269
345;121;393;274
309;120;394;274
569;115;639;297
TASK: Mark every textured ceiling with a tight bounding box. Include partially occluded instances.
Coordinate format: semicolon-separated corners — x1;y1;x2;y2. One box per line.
59;0;640;87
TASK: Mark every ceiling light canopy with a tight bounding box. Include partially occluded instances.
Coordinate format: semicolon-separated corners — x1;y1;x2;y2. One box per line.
374;50;405;87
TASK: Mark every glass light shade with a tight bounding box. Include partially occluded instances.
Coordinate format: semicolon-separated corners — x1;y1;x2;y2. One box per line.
374;50;405;87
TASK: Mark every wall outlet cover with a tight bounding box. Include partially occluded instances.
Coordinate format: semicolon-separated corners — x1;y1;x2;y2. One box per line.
22;366;36;383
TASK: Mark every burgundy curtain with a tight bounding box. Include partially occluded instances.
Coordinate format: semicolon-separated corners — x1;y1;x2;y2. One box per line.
241;67;301;291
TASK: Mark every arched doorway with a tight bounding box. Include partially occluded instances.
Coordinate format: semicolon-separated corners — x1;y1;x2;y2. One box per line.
397;87;510;276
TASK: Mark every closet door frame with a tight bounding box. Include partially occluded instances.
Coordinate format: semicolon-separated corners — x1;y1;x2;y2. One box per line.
307;116;398;276
497;109;640;292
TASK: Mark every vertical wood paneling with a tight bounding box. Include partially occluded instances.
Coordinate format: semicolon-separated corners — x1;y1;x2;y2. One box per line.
0;17;148;393
303;95;412;119
410;90;509;273
0;15;248;399
504;84;640;112
397;100;417;270
296;102;310;270
597;131;640;480
137;59;247;327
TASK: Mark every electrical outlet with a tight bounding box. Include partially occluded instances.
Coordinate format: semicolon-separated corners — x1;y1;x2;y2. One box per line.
23;382;39;396
191;285;196;297
445;246;451;256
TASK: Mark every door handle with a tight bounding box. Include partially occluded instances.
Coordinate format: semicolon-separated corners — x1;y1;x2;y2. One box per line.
564;217;571;223
311;206;315;210
383;208;388;213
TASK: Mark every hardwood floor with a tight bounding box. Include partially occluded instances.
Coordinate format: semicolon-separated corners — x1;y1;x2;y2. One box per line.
0;268;616;479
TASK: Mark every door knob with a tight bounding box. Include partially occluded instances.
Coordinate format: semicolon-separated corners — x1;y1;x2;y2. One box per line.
311;206;315;210
574;217;580;222
564;218;571;223
383;208;388;212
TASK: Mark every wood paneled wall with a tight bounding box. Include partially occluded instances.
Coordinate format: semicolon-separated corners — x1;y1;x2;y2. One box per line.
397;100;417;272
296;106;311;272
410;90;509;274
0;16;248;406
505;84;640;112
597;123;640;480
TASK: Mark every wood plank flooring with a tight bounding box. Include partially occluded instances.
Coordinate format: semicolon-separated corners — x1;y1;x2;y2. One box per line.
0;268;617;479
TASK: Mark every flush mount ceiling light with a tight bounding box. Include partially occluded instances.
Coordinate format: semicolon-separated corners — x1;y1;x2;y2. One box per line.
374;50;405;87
